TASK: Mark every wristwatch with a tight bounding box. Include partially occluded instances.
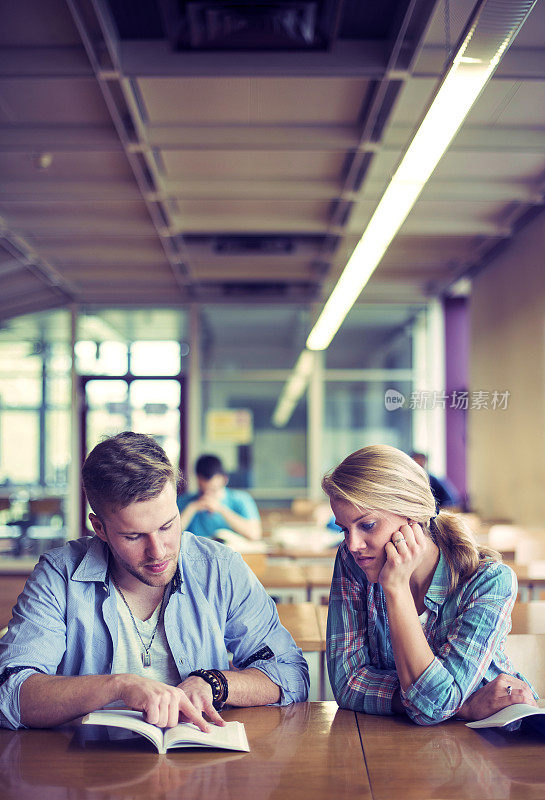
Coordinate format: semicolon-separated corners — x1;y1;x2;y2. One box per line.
188;669;228;710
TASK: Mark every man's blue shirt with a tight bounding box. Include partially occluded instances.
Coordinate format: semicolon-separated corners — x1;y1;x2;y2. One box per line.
0;532;309;729
177;488;260;539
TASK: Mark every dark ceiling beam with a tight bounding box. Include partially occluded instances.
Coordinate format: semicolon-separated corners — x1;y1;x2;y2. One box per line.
0;258;26;277
0;220;79;303
66;0;194;297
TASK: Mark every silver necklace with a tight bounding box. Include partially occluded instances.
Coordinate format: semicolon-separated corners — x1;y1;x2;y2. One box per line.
111;576;166;668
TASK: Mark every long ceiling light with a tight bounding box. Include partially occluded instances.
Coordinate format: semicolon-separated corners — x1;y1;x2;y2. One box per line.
272;349;315;427
306;0;537;351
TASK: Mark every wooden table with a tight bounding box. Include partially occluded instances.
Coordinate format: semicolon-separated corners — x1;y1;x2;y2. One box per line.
268;548;338;567
315;603;334;701
511;563;545;601
301;563;333;604
277;603;323;701
0;703;371;800
511;603;545;634
357;710;545;800
258;563;307;603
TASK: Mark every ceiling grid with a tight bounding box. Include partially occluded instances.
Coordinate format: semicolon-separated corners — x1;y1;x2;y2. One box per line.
0;0;543;320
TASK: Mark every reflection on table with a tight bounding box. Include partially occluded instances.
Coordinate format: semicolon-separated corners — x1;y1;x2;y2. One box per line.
357;709;545;800
0;702;370;800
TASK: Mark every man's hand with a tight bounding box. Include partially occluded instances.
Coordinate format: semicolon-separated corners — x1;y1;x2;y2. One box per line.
116;674;214;731
378;522;427;594
195;493;222;514
177;675;226;727
457;674;537;721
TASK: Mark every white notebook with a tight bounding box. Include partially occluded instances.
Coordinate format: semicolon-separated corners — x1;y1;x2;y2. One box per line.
466;703;545;732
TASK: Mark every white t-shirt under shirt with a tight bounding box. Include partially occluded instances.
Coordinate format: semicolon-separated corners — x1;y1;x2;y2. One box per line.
110;586;181;687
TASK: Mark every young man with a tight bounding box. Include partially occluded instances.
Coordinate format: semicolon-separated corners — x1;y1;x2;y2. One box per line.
178;454;262;541
0;433;308;730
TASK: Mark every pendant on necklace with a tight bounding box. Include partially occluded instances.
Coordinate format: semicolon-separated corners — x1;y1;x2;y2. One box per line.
142;651;151;668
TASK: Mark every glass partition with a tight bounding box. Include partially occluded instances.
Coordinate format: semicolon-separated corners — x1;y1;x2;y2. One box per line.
201;379;307;495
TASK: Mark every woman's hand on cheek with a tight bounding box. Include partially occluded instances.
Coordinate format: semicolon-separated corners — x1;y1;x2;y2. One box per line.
378;522;426;593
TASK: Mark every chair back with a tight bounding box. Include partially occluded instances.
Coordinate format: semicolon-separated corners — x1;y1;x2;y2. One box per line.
514;530;545;563
240;552;268;576
487;525;524;558
505;634;545;698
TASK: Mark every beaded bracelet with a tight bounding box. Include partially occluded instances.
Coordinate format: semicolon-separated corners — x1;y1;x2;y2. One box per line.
189;668;228;710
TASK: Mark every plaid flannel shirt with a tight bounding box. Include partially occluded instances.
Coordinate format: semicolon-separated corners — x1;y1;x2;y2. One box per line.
327;542;535;725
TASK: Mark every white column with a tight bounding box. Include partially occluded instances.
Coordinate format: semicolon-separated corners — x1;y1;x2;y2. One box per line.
68;304;81;539
412;300;446;476
186;304;202;493
307;350;324;500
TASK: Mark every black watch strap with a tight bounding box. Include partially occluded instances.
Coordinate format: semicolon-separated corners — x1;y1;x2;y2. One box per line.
188;669;228;710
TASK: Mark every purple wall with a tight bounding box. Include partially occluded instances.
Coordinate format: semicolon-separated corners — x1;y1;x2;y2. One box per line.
444;297;469;505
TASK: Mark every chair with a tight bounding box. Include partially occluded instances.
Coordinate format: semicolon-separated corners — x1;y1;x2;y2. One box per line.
487;525;524;559
28;497;63;523
514;530;545;563
240;552;268;576
504;634;545;698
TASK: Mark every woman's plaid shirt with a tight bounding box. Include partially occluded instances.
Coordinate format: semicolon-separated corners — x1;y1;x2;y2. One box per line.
326;543;534;725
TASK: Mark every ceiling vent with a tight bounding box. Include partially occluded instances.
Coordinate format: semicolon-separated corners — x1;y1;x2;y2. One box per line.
158;0;342;50
214;236;295;254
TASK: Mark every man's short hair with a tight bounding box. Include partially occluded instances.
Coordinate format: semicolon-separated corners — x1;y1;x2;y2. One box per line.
82;431;182;517
195;454;225;480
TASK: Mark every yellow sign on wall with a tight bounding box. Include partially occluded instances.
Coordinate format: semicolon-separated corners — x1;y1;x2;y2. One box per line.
206;409;253;444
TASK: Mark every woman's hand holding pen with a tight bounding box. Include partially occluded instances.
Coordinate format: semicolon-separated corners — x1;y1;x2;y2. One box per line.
378;522;426;594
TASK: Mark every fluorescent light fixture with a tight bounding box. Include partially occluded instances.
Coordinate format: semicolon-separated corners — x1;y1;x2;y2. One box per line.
272;349;315;427
306;5;529;351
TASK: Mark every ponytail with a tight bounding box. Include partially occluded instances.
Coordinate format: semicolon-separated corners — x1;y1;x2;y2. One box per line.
430;511;501;593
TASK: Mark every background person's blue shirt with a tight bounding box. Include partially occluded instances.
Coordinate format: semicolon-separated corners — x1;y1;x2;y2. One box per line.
177;487;260;538
0;532;309;729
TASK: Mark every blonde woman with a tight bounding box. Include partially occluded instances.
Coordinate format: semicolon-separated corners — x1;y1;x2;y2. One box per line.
323;445;536;725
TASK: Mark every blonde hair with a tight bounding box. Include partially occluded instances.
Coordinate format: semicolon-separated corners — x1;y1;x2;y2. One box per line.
322;444;499;593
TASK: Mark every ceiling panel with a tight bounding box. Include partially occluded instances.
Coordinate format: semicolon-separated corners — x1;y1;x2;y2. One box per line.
161;149;348;180
0;0;82;45
0;79;111;125
140;77;370;124
466;81;545;126
0;152;135;181
0;0;543;324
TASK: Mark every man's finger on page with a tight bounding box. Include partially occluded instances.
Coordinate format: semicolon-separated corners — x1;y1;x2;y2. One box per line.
203;700;226;726
178;695;210;733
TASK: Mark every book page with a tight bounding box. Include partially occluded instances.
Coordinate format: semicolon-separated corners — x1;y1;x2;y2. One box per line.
164;720;250;752
82;709;163;751
466;703;545;729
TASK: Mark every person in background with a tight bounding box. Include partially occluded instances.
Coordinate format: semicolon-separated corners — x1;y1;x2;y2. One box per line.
0;433;308;730
178;454;262;541
410;451;461;510
323;444;536;725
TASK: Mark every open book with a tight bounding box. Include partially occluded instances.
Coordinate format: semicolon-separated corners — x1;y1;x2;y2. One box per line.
466;703;545;733
81;709;250;755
